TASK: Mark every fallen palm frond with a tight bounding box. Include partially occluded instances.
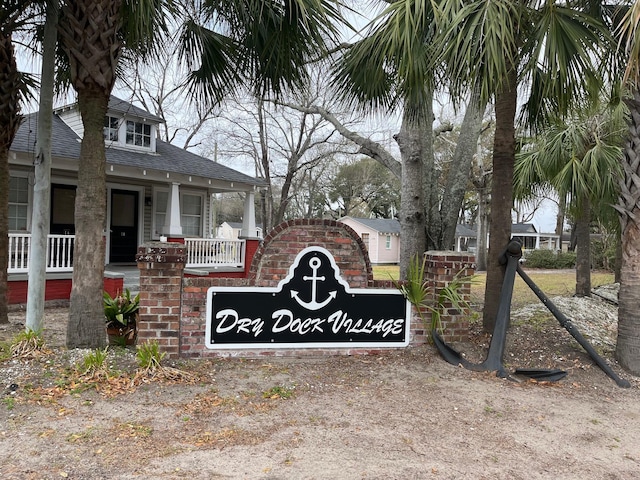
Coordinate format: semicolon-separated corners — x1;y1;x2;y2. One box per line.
76;348;111;382
11;329;50;358
132;342;196;384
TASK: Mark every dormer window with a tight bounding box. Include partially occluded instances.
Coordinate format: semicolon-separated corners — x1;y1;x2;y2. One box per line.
104;116;119;141
126;120;151;147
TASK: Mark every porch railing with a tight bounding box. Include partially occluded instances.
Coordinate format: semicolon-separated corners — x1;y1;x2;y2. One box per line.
8;234;246;274
184;237;245;268
8;233;75;274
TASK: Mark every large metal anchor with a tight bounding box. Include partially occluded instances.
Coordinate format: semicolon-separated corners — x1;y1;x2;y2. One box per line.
432;240;630;388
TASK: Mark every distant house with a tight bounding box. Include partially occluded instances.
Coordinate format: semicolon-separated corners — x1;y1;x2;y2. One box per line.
455;223;560;252
218;221;263;240
338;217;400;264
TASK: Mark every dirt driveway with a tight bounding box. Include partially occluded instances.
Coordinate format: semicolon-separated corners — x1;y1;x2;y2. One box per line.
1;300;640;480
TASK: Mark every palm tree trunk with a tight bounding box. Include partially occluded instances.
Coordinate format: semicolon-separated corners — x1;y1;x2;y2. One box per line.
60;0;122;348
396;106;426;280
575;196;591;297
483;69;517;332
66;88;109;348
616;90;640;375
0;33;22;325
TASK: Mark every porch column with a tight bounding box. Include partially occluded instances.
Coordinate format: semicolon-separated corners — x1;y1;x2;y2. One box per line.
535;234;540;249
240;190;257;238
163;182;183;236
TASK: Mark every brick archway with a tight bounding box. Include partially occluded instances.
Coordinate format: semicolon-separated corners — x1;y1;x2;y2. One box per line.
249;219;373;288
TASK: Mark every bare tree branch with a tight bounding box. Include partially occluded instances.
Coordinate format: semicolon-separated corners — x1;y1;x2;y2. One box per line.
279;101;402;179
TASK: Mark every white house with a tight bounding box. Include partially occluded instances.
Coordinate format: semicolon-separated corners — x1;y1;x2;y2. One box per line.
8;96;264;271
338;217;400;264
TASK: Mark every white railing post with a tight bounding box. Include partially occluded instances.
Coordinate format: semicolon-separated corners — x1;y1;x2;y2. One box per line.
8;233;75;274
184;238;246;269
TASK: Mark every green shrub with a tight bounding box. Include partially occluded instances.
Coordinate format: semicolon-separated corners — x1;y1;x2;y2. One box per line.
523;249;576;269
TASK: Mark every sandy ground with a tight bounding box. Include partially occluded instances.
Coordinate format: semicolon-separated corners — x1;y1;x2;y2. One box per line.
1;297;640;480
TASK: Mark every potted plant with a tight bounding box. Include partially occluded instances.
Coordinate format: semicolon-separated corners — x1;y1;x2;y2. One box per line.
104;289;139;346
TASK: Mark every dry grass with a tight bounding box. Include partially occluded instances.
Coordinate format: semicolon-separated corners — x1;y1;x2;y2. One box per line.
470;270;615;308
372;265;615;309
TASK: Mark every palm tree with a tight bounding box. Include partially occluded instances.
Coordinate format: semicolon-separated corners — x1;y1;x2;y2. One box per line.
439;0;608;330
0;0;41;325
615;0;640;374
515;96;625;296
58;0;346;347
58;0;170;348
330;0;485;279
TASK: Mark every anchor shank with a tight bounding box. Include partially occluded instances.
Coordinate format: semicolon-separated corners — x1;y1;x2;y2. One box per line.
481;244;520;374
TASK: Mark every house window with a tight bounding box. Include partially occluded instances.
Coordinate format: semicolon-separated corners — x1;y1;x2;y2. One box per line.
181;193;203;237
385;234;392;249
361;232;370;250
152;190;203;238
9;176;29;231
104;116;119;141
126;120;151;147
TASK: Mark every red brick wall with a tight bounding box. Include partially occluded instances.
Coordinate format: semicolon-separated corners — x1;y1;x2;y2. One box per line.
137;221;476;359
178;219;377;359
424;251;476;343
136;242;187;357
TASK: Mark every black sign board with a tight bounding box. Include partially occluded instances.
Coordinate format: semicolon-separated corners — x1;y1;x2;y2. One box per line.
206;246;410;349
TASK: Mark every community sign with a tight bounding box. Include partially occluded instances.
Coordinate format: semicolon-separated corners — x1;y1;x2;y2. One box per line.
205;246;411;349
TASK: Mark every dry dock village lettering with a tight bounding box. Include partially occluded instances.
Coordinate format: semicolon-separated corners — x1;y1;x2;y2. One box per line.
205;246;410;349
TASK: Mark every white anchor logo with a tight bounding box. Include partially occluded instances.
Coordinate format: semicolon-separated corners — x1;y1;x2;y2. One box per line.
290;257;337;311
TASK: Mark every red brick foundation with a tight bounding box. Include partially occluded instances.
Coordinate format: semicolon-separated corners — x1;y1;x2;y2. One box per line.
8;275;123;305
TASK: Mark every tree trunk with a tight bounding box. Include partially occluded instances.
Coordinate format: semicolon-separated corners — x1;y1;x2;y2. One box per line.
66;88;109;348
616;89;640;375
395;108;426;280
483;69;517;332
440;95;486;250
476;184;490;271
421;90;439;251
0;33;22;325
574;196;591;297
26;4;57;333
60;0;122;348
257;98;274;232
555;194;566;241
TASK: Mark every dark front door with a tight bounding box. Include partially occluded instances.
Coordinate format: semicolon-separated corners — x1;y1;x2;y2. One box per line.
109;190;139;263
50;184;76;235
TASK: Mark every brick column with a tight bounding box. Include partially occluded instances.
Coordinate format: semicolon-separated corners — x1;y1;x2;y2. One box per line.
424;251;475;343
136;242;186;358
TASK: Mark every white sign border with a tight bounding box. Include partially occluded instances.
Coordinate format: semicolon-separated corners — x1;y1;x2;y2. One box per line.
205;246;411;349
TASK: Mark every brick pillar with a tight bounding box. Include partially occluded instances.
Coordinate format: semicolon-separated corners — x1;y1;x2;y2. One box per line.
136;242;186;358
424;251;476;343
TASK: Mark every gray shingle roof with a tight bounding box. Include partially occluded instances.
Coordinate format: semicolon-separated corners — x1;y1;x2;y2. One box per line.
106;96;165;123
511;223;537;234
11;111;264;188
456;224;477;237
342;217;400;234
